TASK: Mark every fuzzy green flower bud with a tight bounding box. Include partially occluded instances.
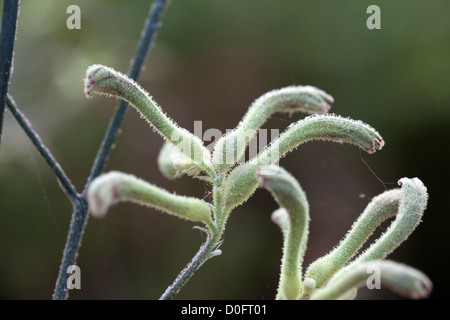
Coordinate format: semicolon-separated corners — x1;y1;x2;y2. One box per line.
84;64;214;176
212;86;333;173
87;171;213;227
157;142;202;179
304;188;402;288
256;165;310;300
310;260;432;300
258;114;384;166
223;115;384;210
352;177;428;263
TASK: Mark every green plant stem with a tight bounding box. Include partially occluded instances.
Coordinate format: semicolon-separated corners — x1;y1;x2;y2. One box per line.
159;229;222;300
6;95;79;202
52;0;170;300
159;176;230;300
0;0;19;148
256;165;310;300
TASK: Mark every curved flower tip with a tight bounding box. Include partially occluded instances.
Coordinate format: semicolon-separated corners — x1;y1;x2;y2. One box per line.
84;64;105;98
254;165;280;185
346;118;384;154
84;64;129;99
310;260;432;300
276;85;334;115
87;172;122;218
158;142;202;179
397;177;426;190
271;208;289;232
397;177;428;206
378;261;433;299
368;133;385;154
299;85;334;113
339;117;384;154
302;278;316;295
405;273;433;299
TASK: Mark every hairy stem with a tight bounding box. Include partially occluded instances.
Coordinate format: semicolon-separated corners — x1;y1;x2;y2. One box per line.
159;175;231;299
159;229;222;300
0;0;19;148
256;165;310;300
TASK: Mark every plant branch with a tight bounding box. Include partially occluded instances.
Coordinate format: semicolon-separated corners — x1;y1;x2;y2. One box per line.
52;0;170;300
84;0;171;187
159;229;221;300
0;0;19;149
52;198;88;300
6;95;79;202
158;176;229;300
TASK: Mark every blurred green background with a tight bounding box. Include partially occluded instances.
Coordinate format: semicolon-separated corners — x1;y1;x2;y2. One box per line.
0;0;449;300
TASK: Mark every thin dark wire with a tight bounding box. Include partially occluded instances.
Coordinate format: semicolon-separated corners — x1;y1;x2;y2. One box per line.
6;95;79;202
0;0;19;148
84;0;170;189
1;0;170;300
52;0;171;300
359;151;388;190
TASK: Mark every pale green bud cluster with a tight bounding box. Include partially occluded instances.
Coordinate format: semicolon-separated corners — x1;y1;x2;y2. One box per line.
84;64;431;300
301;177;429;299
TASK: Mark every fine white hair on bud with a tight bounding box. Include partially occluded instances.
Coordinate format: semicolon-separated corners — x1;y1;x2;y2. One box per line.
258;114;384;166
87;171;213;227
84;64;214;176
213;85;334;173
255;165;309;300
223;115;384;211
157;142;202;179
351;177;428;264
310;260;432;300
304;188;402;288
83;60;430;301
302;278;317;295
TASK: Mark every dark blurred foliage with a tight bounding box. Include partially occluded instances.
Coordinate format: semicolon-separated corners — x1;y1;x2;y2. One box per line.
0;0;449;300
